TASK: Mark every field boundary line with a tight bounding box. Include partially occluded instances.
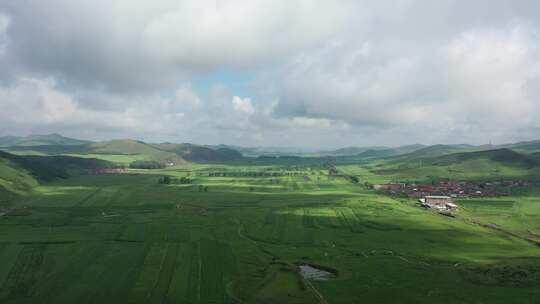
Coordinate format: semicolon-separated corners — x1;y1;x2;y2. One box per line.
197;241;202;303
301;275;329;304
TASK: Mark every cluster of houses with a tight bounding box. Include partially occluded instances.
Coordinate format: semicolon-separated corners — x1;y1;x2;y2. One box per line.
372;180;533;212
373;180;532;199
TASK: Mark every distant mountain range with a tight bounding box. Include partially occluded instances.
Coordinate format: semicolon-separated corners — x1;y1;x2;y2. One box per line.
2;134;539;197
0;136;243;163
1;134;540;164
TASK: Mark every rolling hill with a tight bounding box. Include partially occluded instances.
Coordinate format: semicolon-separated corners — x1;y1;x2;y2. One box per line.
384;144;478;163
0;133;91;147
153;143;243;162
3;139;168;156
0;151;112;196
370;148;539;181
502;140;540;153
349;144;427;159
431;148;539;169
321;146;388;156
2;140;186;165
88;139;165;155
4;141;243;164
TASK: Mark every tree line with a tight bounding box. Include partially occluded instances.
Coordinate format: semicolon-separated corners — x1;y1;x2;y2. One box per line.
130;161;166;169
158;176;193;184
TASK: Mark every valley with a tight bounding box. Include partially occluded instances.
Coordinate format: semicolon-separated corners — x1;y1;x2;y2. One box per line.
0;135;539;303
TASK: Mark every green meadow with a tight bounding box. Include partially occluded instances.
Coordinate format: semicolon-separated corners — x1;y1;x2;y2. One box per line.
1;162;539;303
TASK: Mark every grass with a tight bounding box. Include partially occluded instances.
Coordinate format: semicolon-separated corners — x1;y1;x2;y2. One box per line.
64;153;148;164
0;163;539;303
0;157;39;195
360;148;540;183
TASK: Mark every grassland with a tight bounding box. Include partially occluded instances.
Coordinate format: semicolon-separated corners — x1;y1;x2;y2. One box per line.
0;158;539;304
348;149;540;184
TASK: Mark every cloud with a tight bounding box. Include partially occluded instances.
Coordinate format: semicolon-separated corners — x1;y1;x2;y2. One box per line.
1;1;540;147
0;78;143;132
141;1;355;67
232;96;255;115
0;13;8;48
271;21;540;144
0;0;355;94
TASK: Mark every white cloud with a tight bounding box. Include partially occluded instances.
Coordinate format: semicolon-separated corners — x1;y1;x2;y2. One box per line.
232;96;255;115
174;83;201;107
290;117;333;129
0;78;142;131
0;0;356;93
271;22;540;144
1;1;540;146
141;1;355;68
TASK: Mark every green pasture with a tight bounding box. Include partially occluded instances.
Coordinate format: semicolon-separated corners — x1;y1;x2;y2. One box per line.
0;165;539;303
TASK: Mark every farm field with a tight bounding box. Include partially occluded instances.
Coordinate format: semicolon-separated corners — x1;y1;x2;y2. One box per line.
1;164;539;304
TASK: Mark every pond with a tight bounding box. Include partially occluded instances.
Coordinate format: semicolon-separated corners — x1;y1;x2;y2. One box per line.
298;264;336;281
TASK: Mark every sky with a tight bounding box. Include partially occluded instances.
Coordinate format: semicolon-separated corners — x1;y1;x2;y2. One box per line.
1;1;540;148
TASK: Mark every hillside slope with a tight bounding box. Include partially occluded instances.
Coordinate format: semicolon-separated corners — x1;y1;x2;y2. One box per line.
390;144;472;161
3;139;243;164
153;143;243;162
88;140;165;155
3;140;186;165
0;155;39;196
0;151;102;195
0;151;112;196
370;148;539;181
0;151;112;180
432;149;539;169
503;140;540;153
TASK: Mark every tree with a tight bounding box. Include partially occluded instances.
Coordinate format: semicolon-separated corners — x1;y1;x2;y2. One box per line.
130;161;165;169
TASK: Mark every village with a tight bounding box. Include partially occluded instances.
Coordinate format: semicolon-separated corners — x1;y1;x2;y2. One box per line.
372;180;533;211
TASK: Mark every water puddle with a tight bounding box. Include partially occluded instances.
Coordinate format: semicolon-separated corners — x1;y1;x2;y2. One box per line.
298;264;336;281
